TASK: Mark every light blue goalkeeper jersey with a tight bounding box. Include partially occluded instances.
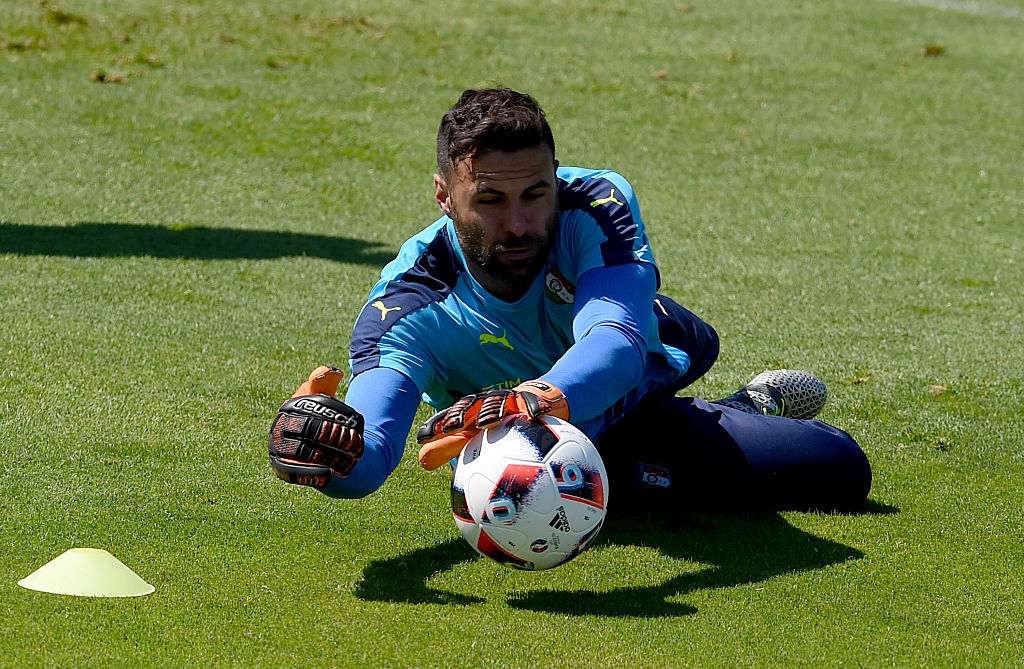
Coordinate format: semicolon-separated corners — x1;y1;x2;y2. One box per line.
349;166;687;413
330;166;692;498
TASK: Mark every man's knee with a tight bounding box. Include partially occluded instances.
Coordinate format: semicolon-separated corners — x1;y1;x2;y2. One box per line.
811;426;872;511
654;294;719;390
758;422;871;511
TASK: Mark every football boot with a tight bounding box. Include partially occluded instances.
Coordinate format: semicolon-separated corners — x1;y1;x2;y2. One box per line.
712;369;827;419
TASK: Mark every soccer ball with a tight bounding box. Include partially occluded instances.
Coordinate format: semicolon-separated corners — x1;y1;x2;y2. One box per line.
451;414;609;570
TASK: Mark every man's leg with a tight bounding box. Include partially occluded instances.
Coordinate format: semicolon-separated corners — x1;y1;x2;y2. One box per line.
595;393;872;513
576;295;721;440
653;294;720;392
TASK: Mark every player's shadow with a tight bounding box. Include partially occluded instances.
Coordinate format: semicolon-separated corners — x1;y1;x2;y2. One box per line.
0;221;394;265
354;502;897;617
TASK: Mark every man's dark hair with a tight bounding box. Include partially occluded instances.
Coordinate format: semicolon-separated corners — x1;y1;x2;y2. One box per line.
436;88;555;177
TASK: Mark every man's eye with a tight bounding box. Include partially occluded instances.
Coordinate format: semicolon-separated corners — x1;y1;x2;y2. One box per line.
477;198;501;205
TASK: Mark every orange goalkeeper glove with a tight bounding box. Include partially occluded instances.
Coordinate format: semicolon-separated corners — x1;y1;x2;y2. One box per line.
268;366;364;488
416;380;568;471
291;365;345;398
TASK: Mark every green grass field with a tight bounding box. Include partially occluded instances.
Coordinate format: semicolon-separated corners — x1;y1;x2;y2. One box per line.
2;0;1023;666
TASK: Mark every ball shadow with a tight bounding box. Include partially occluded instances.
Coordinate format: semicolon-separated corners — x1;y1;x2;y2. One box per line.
353;538;484;606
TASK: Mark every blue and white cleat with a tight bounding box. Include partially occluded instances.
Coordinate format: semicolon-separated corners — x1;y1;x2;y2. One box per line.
713;369;827;419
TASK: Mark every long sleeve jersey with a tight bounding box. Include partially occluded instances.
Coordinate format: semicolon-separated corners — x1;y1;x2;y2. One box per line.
325;167;691;498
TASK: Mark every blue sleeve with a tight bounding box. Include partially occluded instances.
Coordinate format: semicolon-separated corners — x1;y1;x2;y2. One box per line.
540;262;656;424
318;366;421;499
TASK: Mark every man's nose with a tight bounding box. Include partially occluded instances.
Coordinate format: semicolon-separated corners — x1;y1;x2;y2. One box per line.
505;202;530;236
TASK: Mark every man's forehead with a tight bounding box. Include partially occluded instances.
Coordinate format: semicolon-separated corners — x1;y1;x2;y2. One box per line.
452;147;555;186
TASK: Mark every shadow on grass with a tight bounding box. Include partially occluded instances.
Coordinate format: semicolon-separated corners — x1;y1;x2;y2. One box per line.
355;504;898;618
0;221;394;265
849;499;900;516
505;512;861;618
354;538;483;606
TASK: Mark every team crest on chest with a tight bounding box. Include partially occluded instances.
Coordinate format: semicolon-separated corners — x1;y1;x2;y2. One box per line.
544;266;575;305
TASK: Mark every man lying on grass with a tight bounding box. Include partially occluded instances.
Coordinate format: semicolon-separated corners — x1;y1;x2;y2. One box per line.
267;87;871;512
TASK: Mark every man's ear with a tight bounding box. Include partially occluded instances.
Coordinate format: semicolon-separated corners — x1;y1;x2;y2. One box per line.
434;173;452;217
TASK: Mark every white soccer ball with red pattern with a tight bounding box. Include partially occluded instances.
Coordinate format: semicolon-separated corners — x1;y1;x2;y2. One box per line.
451;414;609;570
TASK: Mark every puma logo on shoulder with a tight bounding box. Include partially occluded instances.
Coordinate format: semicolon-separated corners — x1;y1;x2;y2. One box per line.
371;300;401;321
589;188;625;208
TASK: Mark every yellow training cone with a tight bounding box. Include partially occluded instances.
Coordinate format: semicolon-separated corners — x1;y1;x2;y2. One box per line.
18;548;154;597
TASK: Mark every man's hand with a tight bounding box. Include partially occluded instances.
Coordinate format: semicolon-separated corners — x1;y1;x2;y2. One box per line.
416;380;568;470
268;367;365;488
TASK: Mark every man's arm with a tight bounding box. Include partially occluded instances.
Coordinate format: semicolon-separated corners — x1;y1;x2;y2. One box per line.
318;366;421;498
416;261;657;470
540;261;657;424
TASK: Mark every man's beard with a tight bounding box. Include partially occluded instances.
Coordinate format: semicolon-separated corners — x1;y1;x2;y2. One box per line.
455;213;557;296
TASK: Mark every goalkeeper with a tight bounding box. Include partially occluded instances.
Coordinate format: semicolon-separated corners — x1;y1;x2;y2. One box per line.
268;88;871;512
